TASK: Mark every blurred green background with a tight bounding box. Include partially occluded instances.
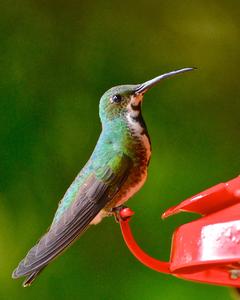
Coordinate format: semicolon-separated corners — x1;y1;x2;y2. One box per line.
0;0;240;299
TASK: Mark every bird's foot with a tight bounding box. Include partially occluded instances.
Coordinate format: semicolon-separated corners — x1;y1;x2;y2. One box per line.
111;205;135;223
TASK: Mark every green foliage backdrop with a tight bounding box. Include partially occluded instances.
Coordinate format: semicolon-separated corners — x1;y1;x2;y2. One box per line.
0;0;239;299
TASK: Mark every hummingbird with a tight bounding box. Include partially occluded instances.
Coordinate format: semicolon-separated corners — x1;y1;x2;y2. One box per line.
12;67;194;287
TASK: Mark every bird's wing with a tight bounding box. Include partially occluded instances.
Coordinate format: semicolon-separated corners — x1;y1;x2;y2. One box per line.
12;153;132;280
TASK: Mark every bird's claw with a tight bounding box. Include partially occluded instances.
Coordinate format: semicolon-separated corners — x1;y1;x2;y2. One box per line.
111;205;135;223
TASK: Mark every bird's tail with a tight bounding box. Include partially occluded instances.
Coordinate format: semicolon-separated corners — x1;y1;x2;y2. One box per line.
22;268;45;287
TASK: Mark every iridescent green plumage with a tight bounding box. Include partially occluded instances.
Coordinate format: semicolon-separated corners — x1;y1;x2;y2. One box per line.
12;68;194;286
53;84;150;223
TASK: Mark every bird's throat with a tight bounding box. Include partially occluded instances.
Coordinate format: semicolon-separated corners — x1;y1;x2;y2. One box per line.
125;102;151;164
126;95;150;140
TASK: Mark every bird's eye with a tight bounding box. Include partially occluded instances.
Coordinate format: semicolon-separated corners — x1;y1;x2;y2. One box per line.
111;94;122;103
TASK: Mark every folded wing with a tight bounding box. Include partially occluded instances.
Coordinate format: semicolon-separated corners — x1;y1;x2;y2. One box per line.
12;153;132;286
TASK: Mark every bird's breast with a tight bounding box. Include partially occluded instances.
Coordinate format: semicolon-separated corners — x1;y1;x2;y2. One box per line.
111;123;151;208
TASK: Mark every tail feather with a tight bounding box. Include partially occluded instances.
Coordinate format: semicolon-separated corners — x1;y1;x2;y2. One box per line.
22;268;45;287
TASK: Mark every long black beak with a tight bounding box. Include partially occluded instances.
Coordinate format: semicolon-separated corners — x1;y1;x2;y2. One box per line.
135;67;195;94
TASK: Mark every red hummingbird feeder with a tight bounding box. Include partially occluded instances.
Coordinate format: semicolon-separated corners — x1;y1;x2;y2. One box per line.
118;175;240;287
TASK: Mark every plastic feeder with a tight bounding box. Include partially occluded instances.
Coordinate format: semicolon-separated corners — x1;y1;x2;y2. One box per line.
119;176;240;287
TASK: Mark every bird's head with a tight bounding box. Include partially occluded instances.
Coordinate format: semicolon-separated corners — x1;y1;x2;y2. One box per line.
99;68;194;124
